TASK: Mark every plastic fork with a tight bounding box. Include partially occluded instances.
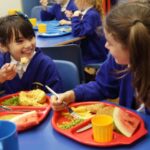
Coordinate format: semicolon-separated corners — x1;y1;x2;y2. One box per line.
32;82;81;119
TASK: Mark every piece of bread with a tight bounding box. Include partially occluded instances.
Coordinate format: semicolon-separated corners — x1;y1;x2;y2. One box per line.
20;57;29;64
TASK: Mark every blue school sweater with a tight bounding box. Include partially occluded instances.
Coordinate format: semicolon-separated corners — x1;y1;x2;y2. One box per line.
0;48;63;95
74;54;150;114
71;8;107;65
40;0;77;21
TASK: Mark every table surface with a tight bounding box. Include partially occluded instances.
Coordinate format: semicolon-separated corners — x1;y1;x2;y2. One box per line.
18;109;150;150
35;20;85;47
36;33;85;48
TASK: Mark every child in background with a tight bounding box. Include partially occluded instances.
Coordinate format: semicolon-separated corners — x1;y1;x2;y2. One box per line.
70;0;107;66
40;0;77;22
51;2;150;115
0;13;62;95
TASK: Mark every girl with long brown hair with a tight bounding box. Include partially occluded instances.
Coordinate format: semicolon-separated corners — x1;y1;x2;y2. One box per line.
51;2;150;114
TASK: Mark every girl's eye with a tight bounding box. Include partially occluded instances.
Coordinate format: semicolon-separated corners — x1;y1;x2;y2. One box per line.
16;39;24;43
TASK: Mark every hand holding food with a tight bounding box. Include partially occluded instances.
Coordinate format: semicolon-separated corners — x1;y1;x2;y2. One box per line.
59;19;71;25
0;63;17;83
51;90;75;111
65;10;73;19
73;10;82;17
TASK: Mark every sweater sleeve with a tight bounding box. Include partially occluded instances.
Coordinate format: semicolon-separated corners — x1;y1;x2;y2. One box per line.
71;9;101;37
74;55;124;101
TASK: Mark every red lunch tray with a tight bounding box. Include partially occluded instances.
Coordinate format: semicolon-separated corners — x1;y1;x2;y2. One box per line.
51;101;148;147
0;92;51;131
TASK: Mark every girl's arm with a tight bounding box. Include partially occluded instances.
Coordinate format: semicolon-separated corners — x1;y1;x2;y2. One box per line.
71;10;101;37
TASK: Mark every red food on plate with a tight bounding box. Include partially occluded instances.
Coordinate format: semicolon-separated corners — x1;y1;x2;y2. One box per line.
113;107;140;137
10;111;39;130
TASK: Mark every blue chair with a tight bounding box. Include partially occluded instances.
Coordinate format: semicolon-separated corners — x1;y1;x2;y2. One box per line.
41;44;85;83
54;60;80;92
31;5;52;20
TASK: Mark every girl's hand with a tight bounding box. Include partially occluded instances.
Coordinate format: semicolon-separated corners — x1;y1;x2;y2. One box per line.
51;90;75;111
59;19;71;25
40;0;48;10
73;10;82;17
65;10;73;19
0;63;17;83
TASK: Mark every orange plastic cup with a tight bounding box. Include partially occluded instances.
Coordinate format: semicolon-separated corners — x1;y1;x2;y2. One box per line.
91;115;113;143
38;24;47;33
29;18;37;27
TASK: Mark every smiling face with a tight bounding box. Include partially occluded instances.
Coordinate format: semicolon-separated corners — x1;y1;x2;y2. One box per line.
6;32;36;61
104;29;129;65
0;15;36;61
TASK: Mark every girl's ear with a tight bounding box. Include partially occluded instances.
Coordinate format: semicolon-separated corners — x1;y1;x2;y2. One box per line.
0;43;8;53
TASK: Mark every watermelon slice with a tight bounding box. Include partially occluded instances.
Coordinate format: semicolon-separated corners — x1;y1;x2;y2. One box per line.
10;111;39;130
113;107;140;137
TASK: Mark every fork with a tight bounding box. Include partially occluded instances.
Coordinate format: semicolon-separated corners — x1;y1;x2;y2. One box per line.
33;82;81;119
0;105;12;111
0;105;32;112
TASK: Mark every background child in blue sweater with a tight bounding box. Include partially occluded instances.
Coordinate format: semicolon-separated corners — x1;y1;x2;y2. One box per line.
70;0;107;66
0;13;62;95
51;2;150;114
40;0;77;22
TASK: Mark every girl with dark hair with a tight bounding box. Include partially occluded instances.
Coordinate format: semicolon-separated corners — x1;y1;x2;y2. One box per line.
0;14;62;95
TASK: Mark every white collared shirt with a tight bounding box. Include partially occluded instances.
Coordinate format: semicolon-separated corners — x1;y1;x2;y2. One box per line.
61;0;70;12
10;51;36;78
81;6;93;19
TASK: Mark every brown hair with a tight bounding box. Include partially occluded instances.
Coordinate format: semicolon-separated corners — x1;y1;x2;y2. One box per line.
0;15;35;47
75;0;103;16
104;2;150;107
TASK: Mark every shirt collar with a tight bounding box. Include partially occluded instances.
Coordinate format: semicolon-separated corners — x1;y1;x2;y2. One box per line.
10;51;36;72
81;6;93;17
61;0;70;12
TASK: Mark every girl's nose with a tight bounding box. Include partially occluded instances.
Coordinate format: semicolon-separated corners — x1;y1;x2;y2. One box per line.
24;40;32;48
105;42;108;49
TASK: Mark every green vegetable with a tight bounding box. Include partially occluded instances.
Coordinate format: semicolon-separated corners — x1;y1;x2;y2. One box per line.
2;96;19;106
58;119;84;129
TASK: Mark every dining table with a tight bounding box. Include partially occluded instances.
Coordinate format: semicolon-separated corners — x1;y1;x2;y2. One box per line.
18;108;150;150
35;20;85;48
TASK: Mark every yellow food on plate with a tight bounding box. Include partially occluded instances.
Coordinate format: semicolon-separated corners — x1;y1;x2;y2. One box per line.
71;103;105;113
72;103;114;117
19;89;46;106
20;57;29;64
96;105;114;117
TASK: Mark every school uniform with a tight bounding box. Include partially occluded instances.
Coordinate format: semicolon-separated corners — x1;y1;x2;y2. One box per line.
0;48;63;95
40;0;77;21
74;54;149;114
71;7;107;66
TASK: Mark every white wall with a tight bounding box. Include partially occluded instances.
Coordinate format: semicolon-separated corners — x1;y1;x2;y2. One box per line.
0;0;22;17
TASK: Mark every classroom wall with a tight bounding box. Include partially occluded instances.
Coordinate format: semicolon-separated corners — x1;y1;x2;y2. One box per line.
0;0;22;17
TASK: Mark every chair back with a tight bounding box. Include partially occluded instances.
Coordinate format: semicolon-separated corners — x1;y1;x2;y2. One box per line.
54;60;80;92
31;5;51;20
41;44;85;83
